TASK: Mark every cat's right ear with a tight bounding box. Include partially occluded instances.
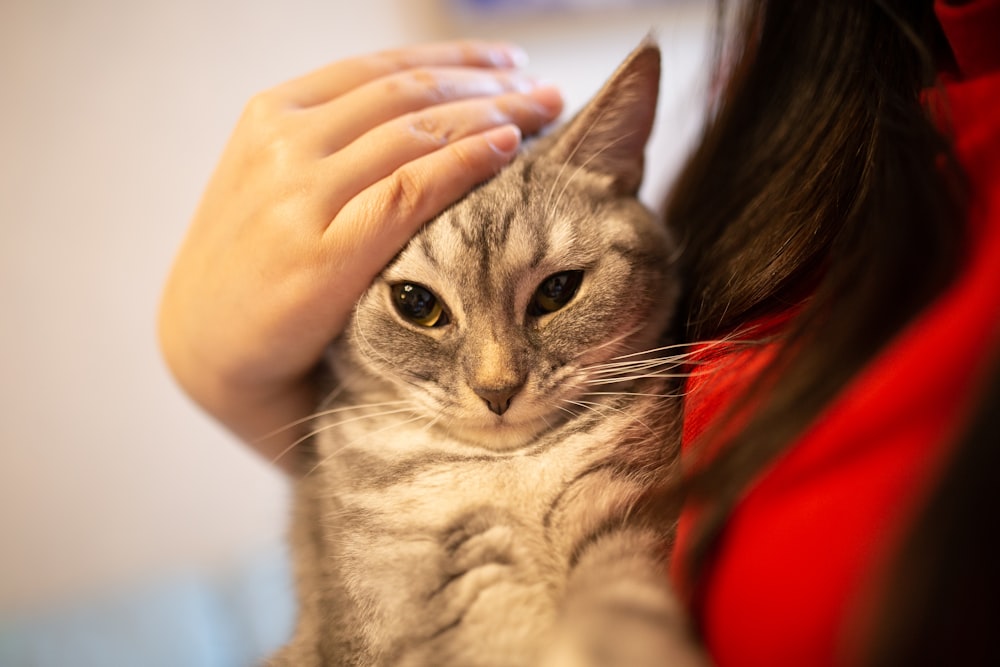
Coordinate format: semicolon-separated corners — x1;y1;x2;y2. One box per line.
548;40;660;196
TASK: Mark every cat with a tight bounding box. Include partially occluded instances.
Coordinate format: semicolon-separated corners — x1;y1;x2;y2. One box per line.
267;42;706;667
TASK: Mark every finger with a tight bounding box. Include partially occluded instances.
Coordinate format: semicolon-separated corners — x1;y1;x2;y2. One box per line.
318;86;563;218
321;125;523;290
303;66;545;155
274;40;530;108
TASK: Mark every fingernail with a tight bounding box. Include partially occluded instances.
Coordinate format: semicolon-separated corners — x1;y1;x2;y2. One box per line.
484;124;522;157
529;84;564;116
510;74;546;93
491;44;529;68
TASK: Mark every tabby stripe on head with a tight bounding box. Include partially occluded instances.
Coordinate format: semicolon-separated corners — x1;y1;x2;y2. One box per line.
417;234;441;270
607;242;668;269
519;160;535;206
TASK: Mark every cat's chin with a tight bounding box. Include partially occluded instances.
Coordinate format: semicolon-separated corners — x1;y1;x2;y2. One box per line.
441;416;560;452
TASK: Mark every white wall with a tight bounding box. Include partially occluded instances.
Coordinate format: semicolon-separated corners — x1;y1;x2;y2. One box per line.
0;0;710;611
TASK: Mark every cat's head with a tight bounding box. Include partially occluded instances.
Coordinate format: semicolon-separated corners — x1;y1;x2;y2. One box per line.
332;42;677;450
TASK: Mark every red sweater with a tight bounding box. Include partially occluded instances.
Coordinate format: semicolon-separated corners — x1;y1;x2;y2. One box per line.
672;2;1000;665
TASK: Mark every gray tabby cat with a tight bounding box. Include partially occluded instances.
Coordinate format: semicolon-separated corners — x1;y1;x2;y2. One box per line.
269;43;706;667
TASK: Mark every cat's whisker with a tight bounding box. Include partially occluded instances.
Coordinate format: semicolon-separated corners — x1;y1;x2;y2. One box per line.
305;412;431;478
583;369;686;383
577;337;760;386
420;417;441;434
585;352;688;370
583;358;685;375
420;406;447;434
570;323;647;360
582;389;689;400
553;401;585;420
560;329;653;384
354;316;401;371
570;359;685;392
593;352;690;369
558;398;606;420
542;118;597;218
544;115;614;218
605;341;701;361
560;396;613;412
544;102;635;217
317;379;349;411
574;344;705;378
565;397;657;437
598;336;754;365
583;359;720;380
549;128;639;216
584;373;703;385
272;405;419;465
257;399;414;448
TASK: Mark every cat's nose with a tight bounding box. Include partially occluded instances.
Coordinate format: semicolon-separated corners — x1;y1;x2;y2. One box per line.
473;385;522;416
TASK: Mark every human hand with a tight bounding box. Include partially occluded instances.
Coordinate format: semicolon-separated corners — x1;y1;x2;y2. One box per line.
158;41;563;467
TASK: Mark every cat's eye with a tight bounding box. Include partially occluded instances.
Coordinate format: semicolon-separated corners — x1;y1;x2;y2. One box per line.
391;283;450;328
528;270;584;316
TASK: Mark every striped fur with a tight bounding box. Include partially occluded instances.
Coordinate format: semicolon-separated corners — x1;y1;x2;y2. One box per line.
269;43;707;667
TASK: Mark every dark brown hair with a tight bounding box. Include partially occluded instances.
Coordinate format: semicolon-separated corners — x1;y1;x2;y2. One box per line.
663;0;991;661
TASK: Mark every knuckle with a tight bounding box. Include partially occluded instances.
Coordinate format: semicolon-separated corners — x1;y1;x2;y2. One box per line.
407;112;454;146
373;47;413;69
254;128;299;171
458;42;479;63
238;93;303;170
402;67;452;105
383;167;427;219
243;90;281;121
409;67;439;91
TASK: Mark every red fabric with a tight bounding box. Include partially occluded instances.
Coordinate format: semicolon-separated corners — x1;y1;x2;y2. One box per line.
671;2;1000;665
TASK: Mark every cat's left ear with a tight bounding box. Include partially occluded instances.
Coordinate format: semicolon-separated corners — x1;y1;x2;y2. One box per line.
549;39;660;196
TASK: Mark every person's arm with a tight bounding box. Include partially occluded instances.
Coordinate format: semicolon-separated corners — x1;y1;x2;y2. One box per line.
158;41;563;470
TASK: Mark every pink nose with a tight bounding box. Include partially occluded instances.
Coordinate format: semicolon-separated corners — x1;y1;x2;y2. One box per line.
473;386;521;416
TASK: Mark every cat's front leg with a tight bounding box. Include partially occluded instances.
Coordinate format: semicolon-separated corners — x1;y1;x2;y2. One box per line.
541;528;710;667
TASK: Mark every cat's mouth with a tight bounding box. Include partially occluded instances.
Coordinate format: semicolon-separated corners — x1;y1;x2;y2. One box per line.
440;412;564;451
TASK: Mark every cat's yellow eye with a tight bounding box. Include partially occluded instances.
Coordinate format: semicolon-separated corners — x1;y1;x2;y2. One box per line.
529;270;584;316
391;283;450;328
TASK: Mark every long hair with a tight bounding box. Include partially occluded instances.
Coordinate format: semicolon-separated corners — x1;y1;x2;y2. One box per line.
663;0;981;661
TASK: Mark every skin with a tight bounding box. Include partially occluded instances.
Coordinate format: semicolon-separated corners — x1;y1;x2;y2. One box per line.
158;40;564;470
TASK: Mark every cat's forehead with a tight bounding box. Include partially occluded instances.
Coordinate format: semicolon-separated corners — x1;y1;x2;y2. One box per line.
384;208;547;290
384;157;635;286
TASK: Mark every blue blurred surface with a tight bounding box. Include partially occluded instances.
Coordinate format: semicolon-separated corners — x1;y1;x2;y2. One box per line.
0;546;294;667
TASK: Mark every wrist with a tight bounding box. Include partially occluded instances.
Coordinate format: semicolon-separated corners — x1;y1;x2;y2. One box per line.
157;301;319;472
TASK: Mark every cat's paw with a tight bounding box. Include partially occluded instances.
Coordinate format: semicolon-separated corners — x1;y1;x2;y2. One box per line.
426;508;524;624
539;602;710;667
393;508;553;665
540;529;710;667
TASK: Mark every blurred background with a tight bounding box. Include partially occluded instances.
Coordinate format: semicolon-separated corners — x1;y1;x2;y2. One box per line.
0;0;710;664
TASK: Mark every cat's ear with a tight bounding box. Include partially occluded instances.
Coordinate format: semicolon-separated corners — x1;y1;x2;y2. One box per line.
547;40;660;196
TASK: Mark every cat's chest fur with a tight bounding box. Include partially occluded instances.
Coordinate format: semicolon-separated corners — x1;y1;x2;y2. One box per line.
322;384;658;545
310;382;670;665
